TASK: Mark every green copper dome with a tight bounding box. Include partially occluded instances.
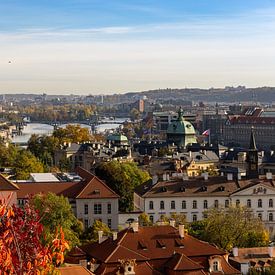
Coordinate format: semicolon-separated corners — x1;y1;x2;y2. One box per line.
166;108;196;148
167;108;196;135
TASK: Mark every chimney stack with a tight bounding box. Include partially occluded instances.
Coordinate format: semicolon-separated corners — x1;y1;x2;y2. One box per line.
268;246;274;257
227;173;233;181
233;247;238;257
169;219;176;227
131;221;139;232
179;224;185;238
203;173;209;181
98;230;103;244
266;172;273;180
112;231;118;241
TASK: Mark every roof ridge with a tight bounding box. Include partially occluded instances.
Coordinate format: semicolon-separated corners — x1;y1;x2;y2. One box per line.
0;174;19;190
76;174;95;198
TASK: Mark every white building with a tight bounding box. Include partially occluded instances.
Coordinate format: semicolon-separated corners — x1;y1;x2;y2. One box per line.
16;167;120;230
134;173;275;235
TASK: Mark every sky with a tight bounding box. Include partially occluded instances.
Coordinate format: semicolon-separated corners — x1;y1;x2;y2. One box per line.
1;0;275;94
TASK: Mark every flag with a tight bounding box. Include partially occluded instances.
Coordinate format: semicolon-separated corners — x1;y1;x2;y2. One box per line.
202;129;210;136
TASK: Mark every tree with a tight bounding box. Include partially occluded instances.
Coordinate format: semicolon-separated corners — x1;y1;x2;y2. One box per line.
193;206;269;251
13;150;44;180
81;220;111;243
130;108;140;121
0;196;69;274
95;161;151;211
30;193;82;248
53;124;93;144
138;213;152;226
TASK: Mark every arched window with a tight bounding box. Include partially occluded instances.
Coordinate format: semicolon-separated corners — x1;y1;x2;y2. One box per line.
192;214;197;222
213;261;219;271
214;200;219;208
258;199;262;208
160;201;165;210
258;213;262;220
149;201;154;210
269;213;273;222
225;200;229;208
192;200;197;209
247;199;251;208
171;201;175;209
182;200;186;209
269;199;273;208
236;199;240;207
203;200;208;209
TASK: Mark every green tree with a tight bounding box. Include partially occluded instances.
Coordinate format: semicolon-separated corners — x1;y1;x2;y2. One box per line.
192;206;269;250
81;220;111;243
95;161;151;211
138;213;152;226
13;150;44;179
30;193;82;248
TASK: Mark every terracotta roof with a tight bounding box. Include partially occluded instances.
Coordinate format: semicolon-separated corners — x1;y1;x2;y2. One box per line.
80;225;240;274
16;167;119;199
58;266;92;275
229;116;275;125
0;174;19;191
135;176;275;198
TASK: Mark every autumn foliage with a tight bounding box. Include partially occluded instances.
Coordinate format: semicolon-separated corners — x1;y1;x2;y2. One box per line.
0;195;69;274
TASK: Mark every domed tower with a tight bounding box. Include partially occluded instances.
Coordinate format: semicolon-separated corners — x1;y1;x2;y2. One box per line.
246;127;259;179
166;107;196;148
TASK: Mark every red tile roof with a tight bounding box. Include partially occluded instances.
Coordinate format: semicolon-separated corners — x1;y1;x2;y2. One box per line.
80;225;240;275
0;174;19;191
58;266;92;275
16;167;119;199
228;116;275;125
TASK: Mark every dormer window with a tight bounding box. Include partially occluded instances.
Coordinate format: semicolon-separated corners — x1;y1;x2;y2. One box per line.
156;239;166;249
213;261;219;271
94;189;100;195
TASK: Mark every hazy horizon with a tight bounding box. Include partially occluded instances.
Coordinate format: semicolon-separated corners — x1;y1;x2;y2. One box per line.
1;1;275;95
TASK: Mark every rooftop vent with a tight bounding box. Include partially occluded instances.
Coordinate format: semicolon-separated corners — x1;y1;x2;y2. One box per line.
161;187;167;192
219;186;225;192
179;186;186;192
201;186;207;192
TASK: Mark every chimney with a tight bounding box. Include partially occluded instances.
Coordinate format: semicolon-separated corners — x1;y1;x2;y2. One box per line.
131;221;139;233
98;231;103;244
227;173;233;181
162;174;167;181
179;224;185;238
166;174;170;181
112;231;118;241
237;173;242;180
266;172;273;180
232;247;238;257
169;219;176;227
114;146;117;152
203;173;209;181
268;246;274;257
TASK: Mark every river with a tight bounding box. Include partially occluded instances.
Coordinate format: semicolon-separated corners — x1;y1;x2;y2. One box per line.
12;118;128;144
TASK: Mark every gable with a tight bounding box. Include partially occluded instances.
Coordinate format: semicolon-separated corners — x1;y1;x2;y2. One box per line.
231;183;275;197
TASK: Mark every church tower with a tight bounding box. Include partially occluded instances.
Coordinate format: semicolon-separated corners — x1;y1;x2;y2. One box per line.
246;128;258;179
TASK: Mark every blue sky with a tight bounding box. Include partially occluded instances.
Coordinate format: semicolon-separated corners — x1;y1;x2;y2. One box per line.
1;0;275;94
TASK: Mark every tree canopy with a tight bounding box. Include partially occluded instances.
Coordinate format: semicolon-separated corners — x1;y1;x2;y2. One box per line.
30;193;82;248
0;197;69;273
95;161;151;211
189;206;269;250
81;220;111;243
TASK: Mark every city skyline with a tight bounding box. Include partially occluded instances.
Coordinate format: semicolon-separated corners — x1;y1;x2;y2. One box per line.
1;0;275;94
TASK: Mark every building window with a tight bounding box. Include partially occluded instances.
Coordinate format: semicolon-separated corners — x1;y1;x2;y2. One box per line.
214;200;219;208
84;204;88;215
258;199;262;208
236;200;240;207
225;200;229;208
213;261;219;271
149;201;154;210
94;204;102;214
258;213;262;220
108;203;112;214
182;200;186;209
107;219;112;228
247;199;251;208
149;215;154;223
160;201;165;210
203;200;208;209
203;213;208;219
171;201;175;209
192;200;197;209
269;199;273;208
193;214;197;222
269;213;273;222
84;219;89;229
